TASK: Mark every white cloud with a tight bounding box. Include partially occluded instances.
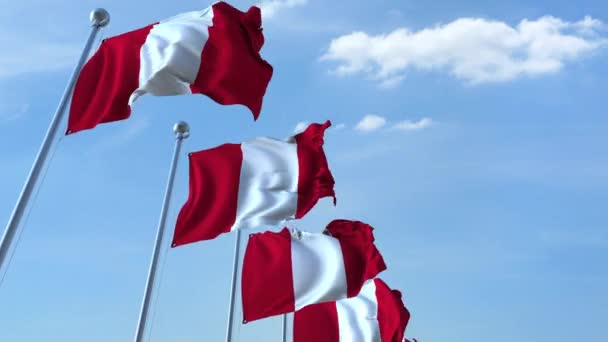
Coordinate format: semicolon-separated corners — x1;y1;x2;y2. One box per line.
302;116;433;134
355;114;387;132
574;15;606;34
353;115;434;134
293;121;309;134
321;15;607;85
259;0;308;19
393;117;434;131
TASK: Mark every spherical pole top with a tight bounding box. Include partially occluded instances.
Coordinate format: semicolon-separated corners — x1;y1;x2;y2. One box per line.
173;121;190;139
90;8;110;27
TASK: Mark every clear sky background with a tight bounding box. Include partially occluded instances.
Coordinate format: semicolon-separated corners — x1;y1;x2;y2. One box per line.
0;0;607;341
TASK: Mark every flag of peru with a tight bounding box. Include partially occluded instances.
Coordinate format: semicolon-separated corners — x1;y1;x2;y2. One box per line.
67;1;273;134
294;279;410;342
241;220;387;323
172;121;336;247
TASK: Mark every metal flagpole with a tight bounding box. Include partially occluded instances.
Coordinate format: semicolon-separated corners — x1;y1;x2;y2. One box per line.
225;229;242;342
282;314;288;342
0;8;110;279
133;121;190;342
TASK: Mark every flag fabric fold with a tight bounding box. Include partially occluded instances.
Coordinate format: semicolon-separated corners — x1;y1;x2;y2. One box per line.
67;1;273;134
294;278;410;342
241;220;386;323
172;121;335;247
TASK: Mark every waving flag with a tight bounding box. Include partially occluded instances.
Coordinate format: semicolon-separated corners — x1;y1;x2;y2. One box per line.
241;220;386;322
294;279;410;342
67;1;273;134
172;121;335;247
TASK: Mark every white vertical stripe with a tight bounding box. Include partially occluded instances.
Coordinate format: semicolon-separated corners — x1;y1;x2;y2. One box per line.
336;280;380;342
129;8;214;105
291;232;348;310
233;137;299;230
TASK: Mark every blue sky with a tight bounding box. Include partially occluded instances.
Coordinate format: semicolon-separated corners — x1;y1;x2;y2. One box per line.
1;0;607;341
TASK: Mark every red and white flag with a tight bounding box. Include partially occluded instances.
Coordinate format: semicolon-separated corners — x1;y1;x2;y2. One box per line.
172;121;335;247
241;220;386;323
67;1;273;134
294;278;410;342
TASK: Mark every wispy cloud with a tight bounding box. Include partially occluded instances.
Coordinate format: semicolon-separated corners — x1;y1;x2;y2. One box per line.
392;117;434;131
355;114;387;132
355;115;434;133
321;15;607;86
295;116;432;135
88;118;150;154
259;0;308;20
0;33;79;79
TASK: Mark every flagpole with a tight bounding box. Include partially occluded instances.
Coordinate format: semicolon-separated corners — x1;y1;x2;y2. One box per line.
0;8;110;280
225;229;242;342
133;121;190;342
282;314;288;342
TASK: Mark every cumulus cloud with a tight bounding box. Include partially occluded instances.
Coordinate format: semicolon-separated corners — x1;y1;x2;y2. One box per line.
392;117;434;131
321;15;607;85
259;0;308;19
355;115;387;132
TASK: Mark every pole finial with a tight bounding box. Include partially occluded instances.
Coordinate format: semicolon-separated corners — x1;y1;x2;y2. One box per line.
173;121;190;139
90;8;110;27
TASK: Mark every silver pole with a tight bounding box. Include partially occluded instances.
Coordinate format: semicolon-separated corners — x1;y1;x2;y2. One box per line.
282;314;288;342
0;9;110;279
133;122;190;342
225;229;242;342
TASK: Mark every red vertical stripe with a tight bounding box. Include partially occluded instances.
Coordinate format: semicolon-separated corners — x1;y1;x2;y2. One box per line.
325;220;387;298
191;2;273;119
172;144;242;247
375;279;410;342
295;121;336;218
67;24;154;134
294;302;340;342
241;228;295;323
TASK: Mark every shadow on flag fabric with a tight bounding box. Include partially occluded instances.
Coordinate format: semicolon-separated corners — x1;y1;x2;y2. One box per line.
67;1;273;134
294;278;411;342
241;220;386;323
172;121;336;247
